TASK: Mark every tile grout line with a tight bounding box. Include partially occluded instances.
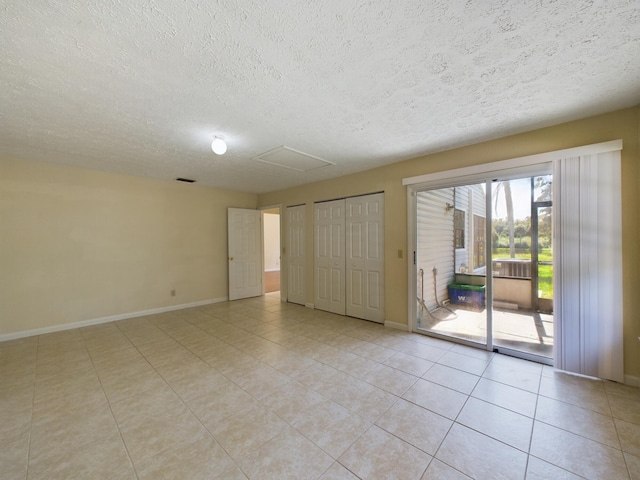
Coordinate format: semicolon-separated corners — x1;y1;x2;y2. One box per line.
24;335;39;480
522;363;544;478
115;311;248;478
604;381;632;479
15;296;640;480
87;325;142;480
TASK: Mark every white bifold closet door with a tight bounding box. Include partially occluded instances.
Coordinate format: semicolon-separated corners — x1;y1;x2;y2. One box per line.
314;193;385;323
287;205;306;306
345;193;385;323
314;199;346;315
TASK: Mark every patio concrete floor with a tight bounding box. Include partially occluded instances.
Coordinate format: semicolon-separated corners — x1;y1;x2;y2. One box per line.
416;303;554;359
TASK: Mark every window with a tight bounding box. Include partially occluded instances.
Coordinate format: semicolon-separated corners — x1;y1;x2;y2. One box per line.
473;214;485;268
454;209;465;248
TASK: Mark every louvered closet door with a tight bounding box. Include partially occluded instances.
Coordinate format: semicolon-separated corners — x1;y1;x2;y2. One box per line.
287;205;306;306
314;199;346;315
346;193;385;323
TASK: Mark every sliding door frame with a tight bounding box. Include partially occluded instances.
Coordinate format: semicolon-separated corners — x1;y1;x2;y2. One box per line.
404;140;622;359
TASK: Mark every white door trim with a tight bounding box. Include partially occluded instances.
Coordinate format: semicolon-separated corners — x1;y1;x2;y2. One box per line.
402;140;622;187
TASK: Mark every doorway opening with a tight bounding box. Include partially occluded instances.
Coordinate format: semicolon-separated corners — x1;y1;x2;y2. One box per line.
262;207;281;294
415;172;553;364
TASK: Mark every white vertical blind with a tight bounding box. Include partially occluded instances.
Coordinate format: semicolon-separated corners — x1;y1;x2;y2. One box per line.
553;149;623;382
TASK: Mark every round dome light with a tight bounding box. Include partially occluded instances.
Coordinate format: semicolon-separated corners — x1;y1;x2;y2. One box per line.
211;137;227;155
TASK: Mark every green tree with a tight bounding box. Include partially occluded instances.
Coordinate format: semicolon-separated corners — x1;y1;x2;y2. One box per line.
514;217;530;237
494;181;515;258
534;175;552;246
534;176;552;202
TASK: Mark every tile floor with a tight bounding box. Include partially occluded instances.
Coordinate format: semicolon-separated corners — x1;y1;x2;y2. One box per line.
2;292;640;479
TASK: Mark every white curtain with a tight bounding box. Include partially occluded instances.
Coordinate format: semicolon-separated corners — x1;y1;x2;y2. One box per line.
553;150;623;382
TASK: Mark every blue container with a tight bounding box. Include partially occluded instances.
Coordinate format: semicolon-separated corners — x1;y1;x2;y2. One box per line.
448;283;485;308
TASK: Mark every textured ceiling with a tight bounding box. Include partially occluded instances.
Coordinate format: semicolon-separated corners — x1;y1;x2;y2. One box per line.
1;1;639;194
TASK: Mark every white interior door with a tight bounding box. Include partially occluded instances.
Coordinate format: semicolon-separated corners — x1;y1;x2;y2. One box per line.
346;193;385;323
314;200;346;314
228;208;263;301
287;205;306;305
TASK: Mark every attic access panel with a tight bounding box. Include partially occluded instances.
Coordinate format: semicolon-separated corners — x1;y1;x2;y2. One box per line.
253;146;335;172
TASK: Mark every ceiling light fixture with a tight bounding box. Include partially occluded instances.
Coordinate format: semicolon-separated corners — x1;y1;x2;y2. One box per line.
211;136;227;155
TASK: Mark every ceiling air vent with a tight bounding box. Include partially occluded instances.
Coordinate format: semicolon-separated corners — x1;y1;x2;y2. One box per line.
175;178;195;183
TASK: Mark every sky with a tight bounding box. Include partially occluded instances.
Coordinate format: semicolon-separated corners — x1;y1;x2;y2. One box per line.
493;178;532;221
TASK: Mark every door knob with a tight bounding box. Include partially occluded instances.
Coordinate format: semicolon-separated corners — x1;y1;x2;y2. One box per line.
229;256;234;261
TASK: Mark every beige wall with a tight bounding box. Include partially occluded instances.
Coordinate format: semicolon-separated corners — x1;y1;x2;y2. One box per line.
0;157;257;336
258;106;640;377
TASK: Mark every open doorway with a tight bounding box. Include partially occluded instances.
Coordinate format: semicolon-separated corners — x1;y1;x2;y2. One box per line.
262;208;281;293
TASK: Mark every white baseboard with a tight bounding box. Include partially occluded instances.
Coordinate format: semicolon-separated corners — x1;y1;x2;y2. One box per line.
624;374;640;387
384;321;409;331
305;303;315;309
0;297;228;343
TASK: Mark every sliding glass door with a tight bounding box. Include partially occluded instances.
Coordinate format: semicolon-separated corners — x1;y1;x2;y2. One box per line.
490;175;553;360
415;182;488;346
415;171;553;364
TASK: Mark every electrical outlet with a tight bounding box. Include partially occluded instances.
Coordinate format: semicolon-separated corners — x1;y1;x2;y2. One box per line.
171;289;176;297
